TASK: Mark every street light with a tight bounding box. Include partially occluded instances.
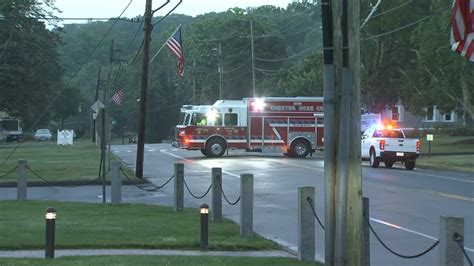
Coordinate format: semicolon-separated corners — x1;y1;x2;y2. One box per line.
200;203;209;249
45;207;56;259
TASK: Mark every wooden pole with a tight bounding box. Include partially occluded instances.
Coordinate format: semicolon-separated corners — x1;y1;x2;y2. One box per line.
136;0;152;178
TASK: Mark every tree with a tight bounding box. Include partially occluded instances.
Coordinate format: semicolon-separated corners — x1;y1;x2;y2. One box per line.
402;0;474;121
0;0;62;129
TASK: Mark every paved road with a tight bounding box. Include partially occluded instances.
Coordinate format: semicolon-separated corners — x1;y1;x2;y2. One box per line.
111;143;473;266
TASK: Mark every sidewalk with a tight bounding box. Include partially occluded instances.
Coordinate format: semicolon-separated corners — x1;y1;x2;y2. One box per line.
0;249;294;258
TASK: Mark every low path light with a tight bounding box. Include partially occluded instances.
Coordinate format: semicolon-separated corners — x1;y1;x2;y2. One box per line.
45;207;56;259
200;203;209;249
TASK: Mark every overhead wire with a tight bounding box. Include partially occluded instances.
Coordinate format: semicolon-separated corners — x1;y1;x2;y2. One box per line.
362;5;450;41
152;0;183;26
0;0;134;169
254;46;316;62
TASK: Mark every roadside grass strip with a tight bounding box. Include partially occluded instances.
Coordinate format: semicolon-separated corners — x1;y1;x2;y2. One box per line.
0;139;140;183
417;155;474;172
0;255;321;266
0;201;279;251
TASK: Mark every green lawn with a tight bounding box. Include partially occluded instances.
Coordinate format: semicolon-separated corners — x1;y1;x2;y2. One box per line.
419;135;474;155
0;201;278;251
417;154;474;172
0;139;137;182
0;256;321;266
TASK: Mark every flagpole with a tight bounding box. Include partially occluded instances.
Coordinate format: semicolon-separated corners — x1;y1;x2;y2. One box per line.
150;24;181;63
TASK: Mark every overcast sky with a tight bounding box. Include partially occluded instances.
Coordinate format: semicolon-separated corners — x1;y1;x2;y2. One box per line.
53;0;293;19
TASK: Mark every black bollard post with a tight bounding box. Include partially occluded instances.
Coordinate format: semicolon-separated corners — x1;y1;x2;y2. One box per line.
200;203;209;249
45;207;56;259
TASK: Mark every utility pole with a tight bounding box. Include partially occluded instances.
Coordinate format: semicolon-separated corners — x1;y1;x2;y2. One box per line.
346;0;363;264
92;66;102;143
218;42;223;99
136;0;152;178
250;18;256;97
322;0;362;265
321;0;336;264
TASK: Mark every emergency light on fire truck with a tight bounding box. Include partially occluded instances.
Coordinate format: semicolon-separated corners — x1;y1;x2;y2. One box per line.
173;97;324;158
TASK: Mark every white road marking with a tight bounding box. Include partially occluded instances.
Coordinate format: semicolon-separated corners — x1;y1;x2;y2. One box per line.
370;217;474;253
155;147;473;253
268;159;324;172
414;171;474;184
126;150;132;153
160;149;239;178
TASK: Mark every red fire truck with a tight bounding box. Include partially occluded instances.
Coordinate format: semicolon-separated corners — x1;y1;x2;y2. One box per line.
173;97;324;158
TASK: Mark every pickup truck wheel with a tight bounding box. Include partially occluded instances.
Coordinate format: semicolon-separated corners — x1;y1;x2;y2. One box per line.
291;139;310;158
384;161;394;168
206;138;226;157
405;160;416;170
369;150;380;168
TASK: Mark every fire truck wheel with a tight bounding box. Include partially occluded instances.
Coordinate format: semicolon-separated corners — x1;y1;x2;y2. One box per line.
200;149;209;156
291;139;310;158
206;138;226;157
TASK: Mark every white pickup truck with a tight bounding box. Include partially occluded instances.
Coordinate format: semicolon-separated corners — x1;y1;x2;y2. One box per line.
361;125;421;170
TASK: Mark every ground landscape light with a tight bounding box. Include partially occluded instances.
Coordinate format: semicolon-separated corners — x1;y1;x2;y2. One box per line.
200;203;209;214
200;203;209;249
45;207;56;259
45;207;56;220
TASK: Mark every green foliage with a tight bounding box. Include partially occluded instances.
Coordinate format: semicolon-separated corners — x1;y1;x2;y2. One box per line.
0;0;62;129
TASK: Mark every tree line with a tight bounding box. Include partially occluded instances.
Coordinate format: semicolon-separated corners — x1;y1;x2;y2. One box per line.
0;0;472;141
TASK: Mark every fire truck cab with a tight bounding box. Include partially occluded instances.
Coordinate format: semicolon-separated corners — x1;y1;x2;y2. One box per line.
174;97;324;158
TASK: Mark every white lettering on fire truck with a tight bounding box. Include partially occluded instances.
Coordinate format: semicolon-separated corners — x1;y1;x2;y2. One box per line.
270;106;297;111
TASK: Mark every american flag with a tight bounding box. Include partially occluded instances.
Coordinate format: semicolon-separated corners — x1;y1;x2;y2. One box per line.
451;0;474;61
166;25;184;77
112;89;124;106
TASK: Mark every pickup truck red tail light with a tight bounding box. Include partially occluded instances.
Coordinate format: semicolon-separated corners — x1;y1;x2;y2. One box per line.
416;140;421;152
379;139;385;150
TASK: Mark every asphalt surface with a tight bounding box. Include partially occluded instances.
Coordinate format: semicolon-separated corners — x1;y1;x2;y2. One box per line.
1;143;472;265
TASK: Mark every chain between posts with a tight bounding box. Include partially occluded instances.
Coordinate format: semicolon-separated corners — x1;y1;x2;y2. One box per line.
366;217;440;259
306;196;325;230
120;167;174;192
0;166;17;179
184;178;212;199
26;166;99;187
220;183;240;205
453;232;473;266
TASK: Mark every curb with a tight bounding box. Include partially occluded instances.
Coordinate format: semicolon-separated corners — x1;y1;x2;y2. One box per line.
0;179;148;188
0;249;295;258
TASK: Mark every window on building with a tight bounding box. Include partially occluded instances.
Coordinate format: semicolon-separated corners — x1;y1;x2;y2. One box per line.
425;106;434;121
391;106;399;121
444;112;453;122
224;113;238;126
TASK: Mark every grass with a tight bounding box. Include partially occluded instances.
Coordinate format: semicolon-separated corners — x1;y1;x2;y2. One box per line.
416;135;474;172
417;154;474;172
0;139;138;182
419;134;474;155
0;256;321;266
0;200;279;251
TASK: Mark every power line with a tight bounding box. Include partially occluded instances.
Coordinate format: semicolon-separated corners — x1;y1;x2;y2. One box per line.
362;5;449;41
152;0;183;26
0;0;134;170
254;46;316;62
367;0;413;20
222;59;250;74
